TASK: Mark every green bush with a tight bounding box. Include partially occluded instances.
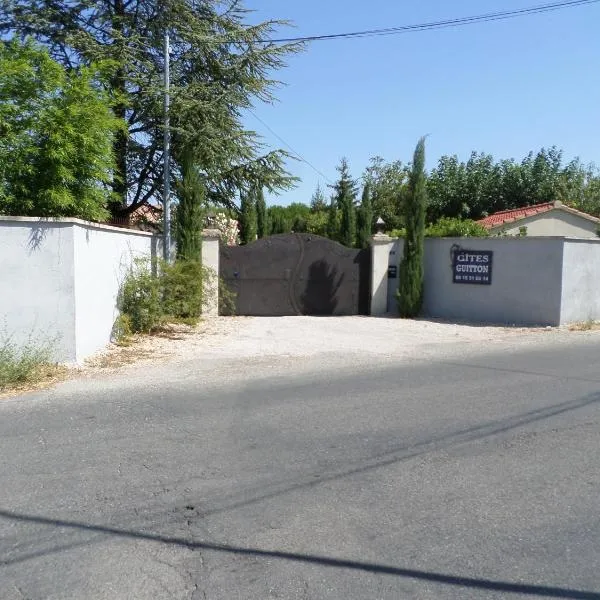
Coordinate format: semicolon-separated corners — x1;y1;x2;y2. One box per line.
389;218;488;238
0;336;56;390
162;260;204;320
218;278;237;316
425;217;489;238
119;258;164;333
119;258;213;334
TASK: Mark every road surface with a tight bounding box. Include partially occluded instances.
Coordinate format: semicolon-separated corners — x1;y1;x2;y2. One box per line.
0;324;599;599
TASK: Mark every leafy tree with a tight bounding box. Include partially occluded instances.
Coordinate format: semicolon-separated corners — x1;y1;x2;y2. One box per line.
306;210;328;237
398;138;427;318
256;185;268;238
331;158;357;247
427;147;600;221
239;192;257;244
0;39;122;220
363;157;409;231
356;183;373;249
175;152;205;261
1;0;302;216
310;182;328;212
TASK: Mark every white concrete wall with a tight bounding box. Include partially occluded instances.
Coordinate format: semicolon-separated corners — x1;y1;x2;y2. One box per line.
0;218;155;363
492;210;599;238
560;239;600;324
0;219;77;361
73;223;155;362
383;237;566;326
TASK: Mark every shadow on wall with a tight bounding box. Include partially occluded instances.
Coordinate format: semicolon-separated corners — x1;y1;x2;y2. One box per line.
300;260;344;315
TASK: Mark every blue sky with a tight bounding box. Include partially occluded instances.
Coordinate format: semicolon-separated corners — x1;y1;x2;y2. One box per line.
243;0;600;206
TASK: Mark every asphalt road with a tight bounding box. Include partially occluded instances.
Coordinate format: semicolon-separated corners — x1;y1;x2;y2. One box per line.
1;337;599;599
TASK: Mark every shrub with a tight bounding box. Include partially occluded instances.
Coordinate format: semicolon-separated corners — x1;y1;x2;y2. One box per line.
0;336;56;390
219;278;237;316
161;260;204;320
425;217;489;238
118;258;164;333
119;257;214;334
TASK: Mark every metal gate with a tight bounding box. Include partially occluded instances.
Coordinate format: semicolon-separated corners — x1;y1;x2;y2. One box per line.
220;233;371;316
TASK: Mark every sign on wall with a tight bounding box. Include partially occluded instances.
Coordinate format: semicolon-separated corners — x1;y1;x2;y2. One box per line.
452;249;493;285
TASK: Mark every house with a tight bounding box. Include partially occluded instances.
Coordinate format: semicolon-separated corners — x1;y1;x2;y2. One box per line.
477;201;600;238
107;203;162;232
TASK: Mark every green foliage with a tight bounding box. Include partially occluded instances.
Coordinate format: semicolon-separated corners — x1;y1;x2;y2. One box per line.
306;210;329;237
267;203;311;235
310;183;328;212
0;335;56;391
119;259;164;333
397;138;427;318
357;183;374;249
219;278;238;316
175;153;206;261
240;192;257;244
1;1;302;213
0;39;122;220
363;157;409;231
327;198;339;242
427;147;600;221
256;186;268;238
119;258;209;334
425;217;489;238
331;158;357;247
161;260;205;321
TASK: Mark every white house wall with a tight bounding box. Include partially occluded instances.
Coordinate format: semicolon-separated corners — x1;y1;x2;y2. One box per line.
493;211;598;238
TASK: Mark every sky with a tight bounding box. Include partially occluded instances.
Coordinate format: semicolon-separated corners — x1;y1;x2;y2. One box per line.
242;0;600;206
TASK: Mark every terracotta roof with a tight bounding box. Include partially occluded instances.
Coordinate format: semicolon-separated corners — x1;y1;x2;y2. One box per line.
477;201;599;230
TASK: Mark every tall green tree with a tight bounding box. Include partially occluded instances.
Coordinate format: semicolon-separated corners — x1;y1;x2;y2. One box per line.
0;39;122;220
398;137;427;318
175;152;205;261
1;0;302;216
310;182;327;212
240;192;257;244
356;183;373;249
256;185;268;239
332;158;357;247
326;197;339;242
363;157;409;231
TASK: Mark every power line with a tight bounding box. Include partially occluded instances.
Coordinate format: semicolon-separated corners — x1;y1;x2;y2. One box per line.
263;0;599;43
248;110;333;184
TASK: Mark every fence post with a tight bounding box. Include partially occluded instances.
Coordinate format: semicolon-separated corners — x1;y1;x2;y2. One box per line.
370;232;394;315
202;229;220;316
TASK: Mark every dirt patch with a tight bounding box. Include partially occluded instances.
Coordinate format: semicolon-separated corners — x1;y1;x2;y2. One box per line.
0;363;70;399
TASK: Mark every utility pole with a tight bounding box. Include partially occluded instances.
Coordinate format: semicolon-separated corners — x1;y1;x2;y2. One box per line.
163;31;171;262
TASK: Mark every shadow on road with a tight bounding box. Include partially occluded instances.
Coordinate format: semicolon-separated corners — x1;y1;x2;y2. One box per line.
0;508;598;599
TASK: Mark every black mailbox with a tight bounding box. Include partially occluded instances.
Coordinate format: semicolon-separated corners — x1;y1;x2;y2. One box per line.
388;265;397;279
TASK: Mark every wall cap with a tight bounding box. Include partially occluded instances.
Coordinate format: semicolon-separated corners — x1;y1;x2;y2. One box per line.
0;215;155;237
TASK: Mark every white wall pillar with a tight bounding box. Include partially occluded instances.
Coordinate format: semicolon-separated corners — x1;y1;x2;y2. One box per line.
202;229;221;316
370;233;395;315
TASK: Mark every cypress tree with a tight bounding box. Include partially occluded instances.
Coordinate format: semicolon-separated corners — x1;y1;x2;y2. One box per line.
175;153;205;262
357;183;373;249
332;158;357;247
256;185;267;238
397;137;427;318
326;197;339;241
240;191;257;244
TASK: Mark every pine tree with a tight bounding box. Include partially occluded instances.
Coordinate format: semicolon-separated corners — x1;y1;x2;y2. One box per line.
310;182;327;212
175;153;205;262
240;191;257;244
397;137;427;318
331;158;357;247
256;185;267;238
357;183;373;249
